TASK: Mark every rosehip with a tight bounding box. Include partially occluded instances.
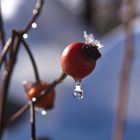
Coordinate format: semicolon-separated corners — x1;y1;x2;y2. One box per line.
60;42;101;80
23;81;55;110
60;31;102;99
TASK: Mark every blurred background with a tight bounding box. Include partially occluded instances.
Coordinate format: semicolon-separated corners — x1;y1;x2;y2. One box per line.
1;0;140;140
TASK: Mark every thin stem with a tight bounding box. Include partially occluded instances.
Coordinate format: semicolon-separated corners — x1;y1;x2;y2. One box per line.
29;101;36;140
6;73;67;127
15;31;40;82
35;73;67;104
0;0;5;47
0;37;21;138
0;0;8;68
0;0;44;138
0;29;39;137
22;0;44;34
0;38;12;64
6;103;29;126
9;30;17;65
0;30;17;69
21;38;40;82
0;0;44;67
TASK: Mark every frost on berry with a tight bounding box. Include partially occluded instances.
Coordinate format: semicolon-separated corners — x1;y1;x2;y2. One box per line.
83;31;103;48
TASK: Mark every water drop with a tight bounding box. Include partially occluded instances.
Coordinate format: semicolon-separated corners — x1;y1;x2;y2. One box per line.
32;97;36;102
41;110;47;116
32;22;37;29
73;80;83;100
23;33;28;39
35;108;47;116
33;9;37;15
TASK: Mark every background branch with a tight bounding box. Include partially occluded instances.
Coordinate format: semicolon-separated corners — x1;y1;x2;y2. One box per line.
113;0;136;140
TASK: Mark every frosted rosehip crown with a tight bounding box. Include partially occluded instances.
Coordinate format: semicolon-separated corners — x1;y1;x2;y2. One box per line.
83;31;103;49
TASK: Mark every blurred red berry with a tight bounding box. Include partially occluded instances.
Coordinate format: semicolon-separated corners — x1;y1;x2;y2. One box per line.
24;81;55;110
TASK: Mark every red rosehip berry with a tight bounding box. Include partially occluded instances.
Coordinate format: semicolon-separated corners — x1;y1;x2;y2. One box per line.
60;31;102;99
23;81;55;110
60;42;101;80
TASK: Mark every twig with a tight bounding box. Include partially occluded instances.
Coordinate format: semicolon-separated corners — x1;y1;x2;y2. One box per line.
0;30;19;72
0;0;8;68
21;0;44;34
0;0;44;68
0;0;5;47
0;37;21;138
29;101;36;140
0;1;44;136
6;103;29;126
15;31;40;82
35;73;67;104
0;29;40;137
0;38;12;66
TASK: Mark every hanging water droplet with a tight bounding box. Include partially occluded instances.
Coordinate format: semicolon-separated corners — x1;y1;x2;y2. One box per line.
32;22;37;29
32;97;36;102
23;33;28;39
41;110;47;116
35;108;47;116
73;80;83;100
33;9;38;15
